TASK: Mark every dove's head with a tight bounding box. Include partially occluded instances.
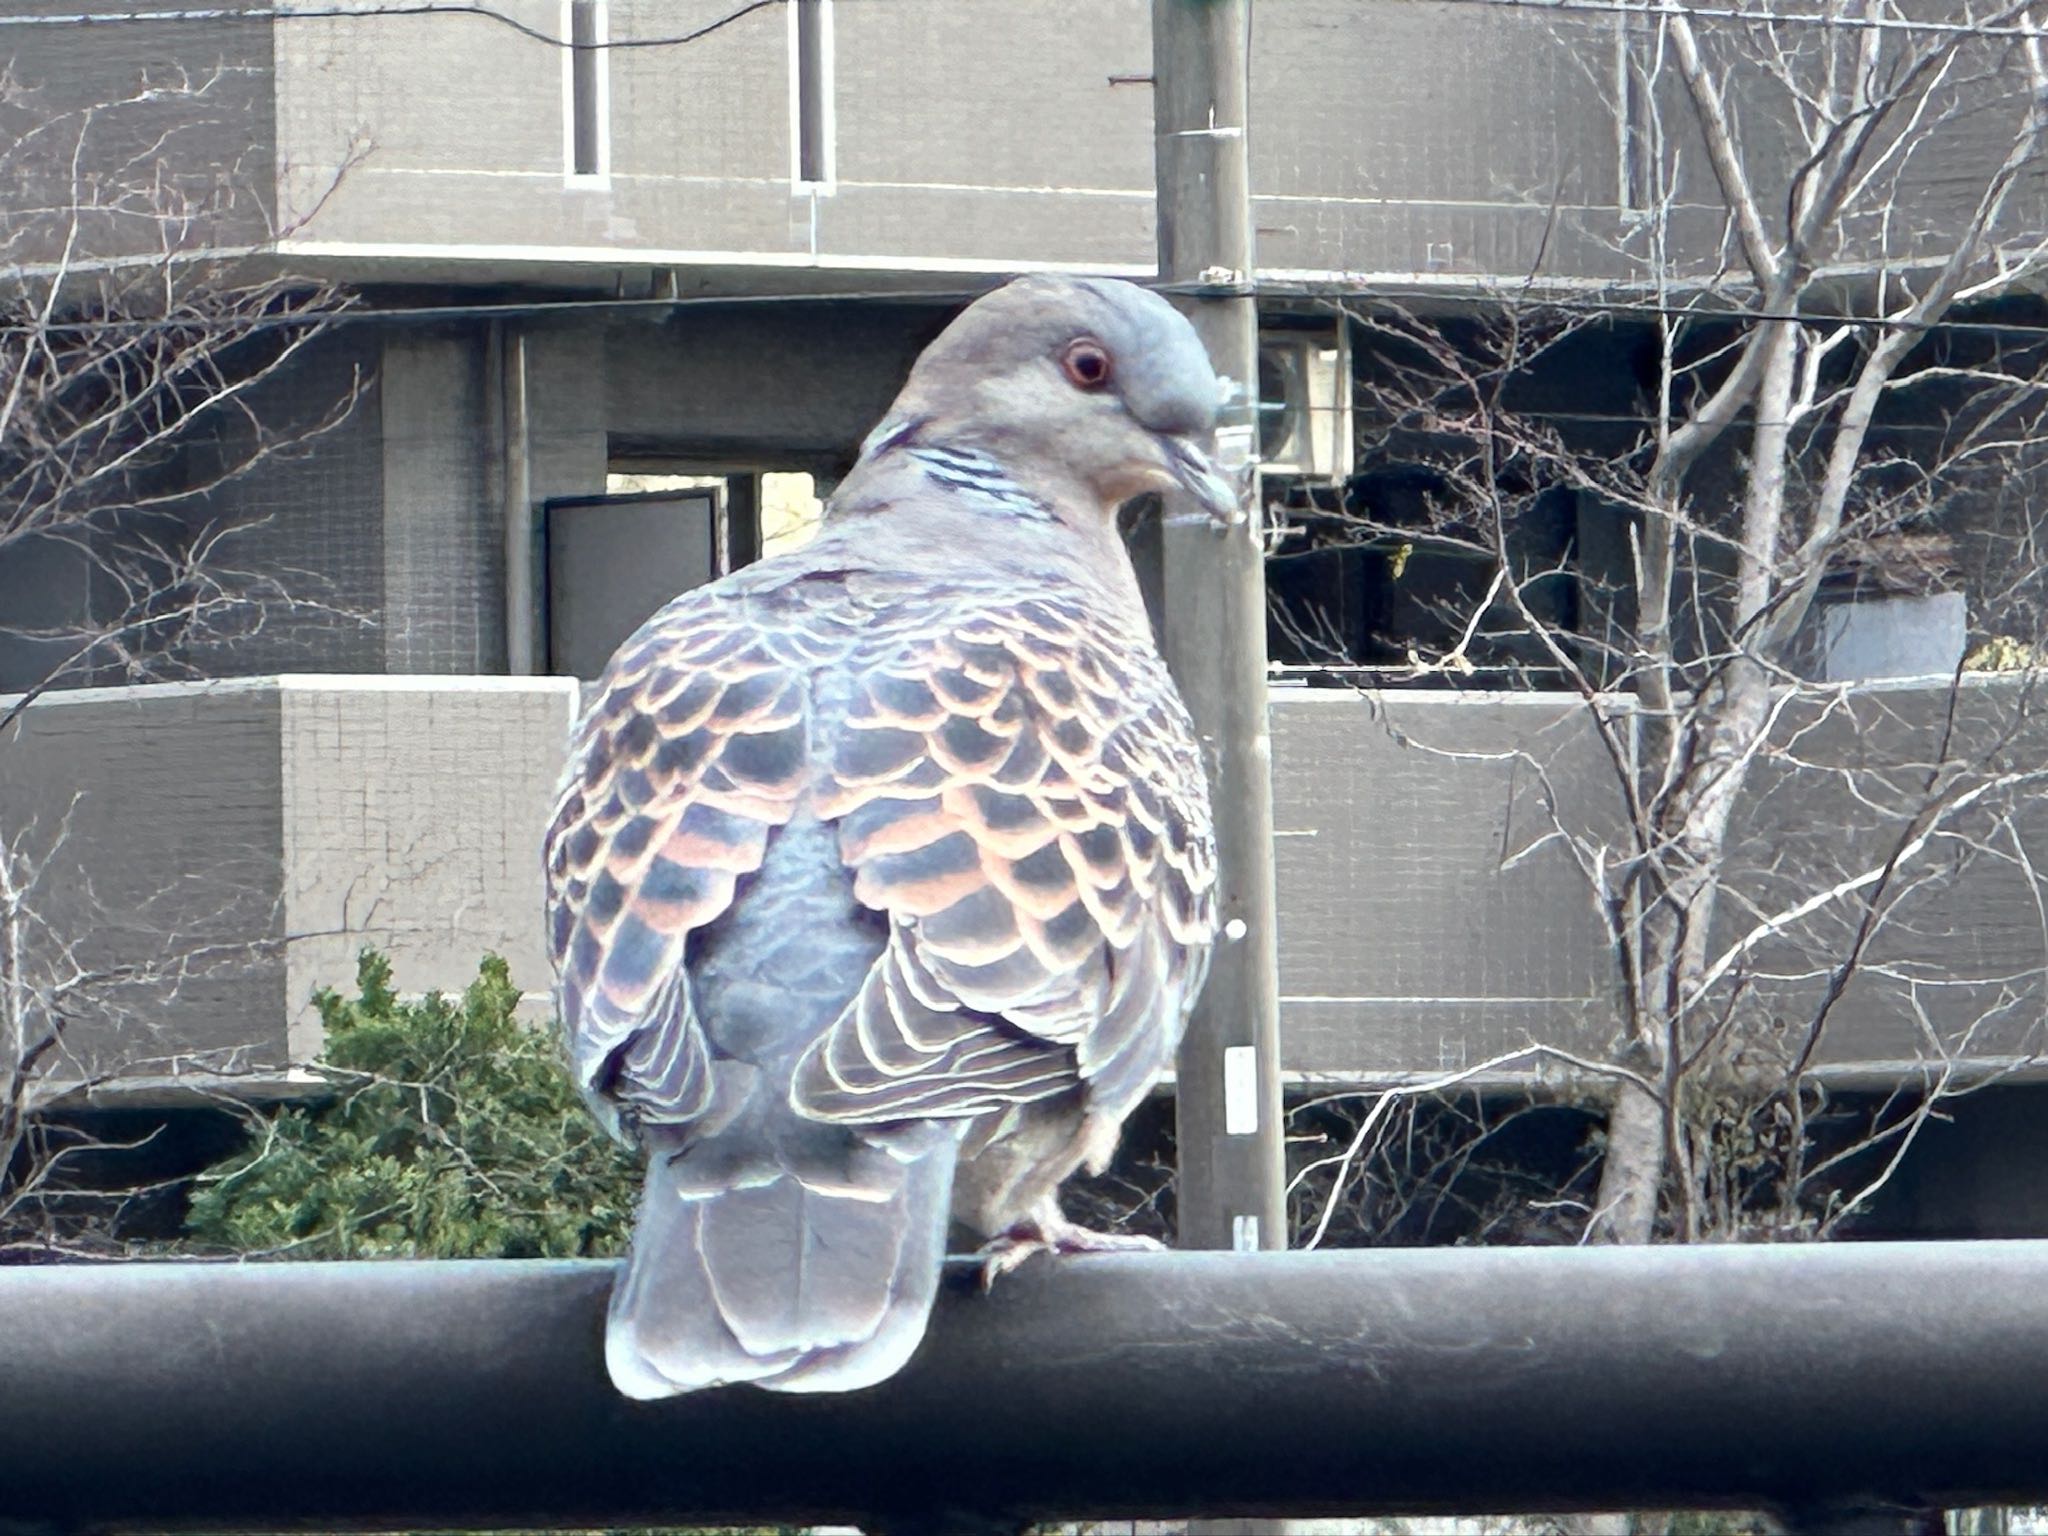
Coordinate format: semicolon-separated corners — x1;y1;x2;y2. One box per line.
870;274;1241;527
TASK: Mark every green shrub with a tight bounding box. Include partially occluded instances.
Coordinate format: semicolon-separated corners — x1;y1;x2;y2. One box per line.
184;951;638;1259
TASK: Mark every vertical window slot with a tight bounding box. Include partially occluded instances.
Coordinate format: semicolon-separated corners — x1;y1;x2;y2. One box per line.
792;0;834;187
566;0;608;182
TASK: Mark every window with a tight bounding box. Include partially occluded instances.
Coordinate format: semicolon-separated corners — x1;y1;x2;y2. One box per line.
789;0;834;188
760;471;823;554
563;0;609;184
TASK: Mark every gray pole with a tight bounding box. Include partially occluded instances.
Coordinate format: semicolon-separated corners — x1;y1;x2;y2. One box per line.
9;1245;2048;1529
1151;0;1287;1254
499;322;537;675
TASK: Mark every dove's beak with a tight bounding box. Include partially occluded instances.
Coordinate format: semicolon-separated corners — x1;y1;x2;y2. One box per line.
1165;435;1243;528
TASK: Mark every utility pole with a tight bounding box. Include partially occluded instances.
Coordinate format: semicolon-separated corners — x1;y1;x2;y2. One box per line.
1151;0;1286;1256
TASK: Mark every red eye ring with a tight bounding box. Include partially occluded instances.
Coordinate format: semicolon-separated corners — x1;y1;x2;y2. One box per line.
1062;339;1113;390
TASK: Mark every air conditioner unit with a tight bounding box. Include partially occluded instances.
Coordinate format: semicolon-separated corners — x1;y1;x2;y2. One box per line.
1257;325;1353;482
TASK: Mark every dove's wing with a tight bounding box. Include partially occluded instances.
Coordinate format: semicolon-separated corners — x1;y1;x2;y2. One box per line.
792;591;1216;1126
545;583;830;1138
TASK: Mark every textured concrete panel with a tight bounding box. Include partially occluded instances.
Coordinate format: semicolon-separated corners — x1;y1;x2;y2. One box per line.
272;0;798;255
1253;0;1621;204
277;677;578;1060
609;0;791;183
2;8;276;266
381;332;500;673
1269;688;1633;1078
1668;14;2048;285
23;672;2048;1101
165;331;387;678
0;681;288;1089
4;677;577;1095
525;324;610;505
0;535;94;696
275;2;561;180
834;0;1152;190
294;170;807;258
1728;675;2048;1073
815;186;1155;269
251;0;2038;287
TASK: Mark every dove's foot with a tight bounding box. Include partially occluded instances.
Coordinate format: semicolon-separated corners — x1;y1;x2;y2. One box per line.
975;1209;1165;1290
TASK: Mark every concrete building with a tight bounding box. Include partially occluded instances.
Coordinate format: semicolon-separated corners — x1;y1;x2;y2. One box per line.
6;1;2048;1239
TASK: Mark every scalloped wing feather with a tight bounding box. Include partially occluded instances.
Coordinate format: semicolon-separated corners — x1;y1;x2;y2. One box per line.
545;589;814;1133
791;595;1216;1124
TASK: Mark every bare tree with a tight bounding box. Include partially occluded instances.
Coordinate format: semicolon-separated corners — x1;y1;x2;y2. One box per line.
1278;0;2048;1256
0;61;363;1255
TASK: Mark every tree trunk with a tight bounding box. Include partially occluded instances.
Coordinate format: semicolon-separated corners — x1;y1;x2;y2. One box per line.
1590;1074;1665;1243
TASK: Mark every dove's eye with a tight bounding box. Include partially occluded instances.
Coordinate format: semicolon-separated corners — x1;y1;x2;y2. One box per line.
1062;340;1113;390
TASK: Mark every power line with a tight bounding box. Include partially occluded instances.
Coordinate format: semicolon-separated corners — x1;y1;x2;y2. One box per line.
1275;283;2048;341
1392;0;2048;44
7;0;2048;45
10;276;2048;342
0;1;781;49
0;284;996;339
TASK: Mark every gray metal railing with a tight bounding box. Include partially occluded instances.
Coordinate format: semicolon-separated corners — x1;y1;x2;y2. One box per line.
5;1243;2048;1531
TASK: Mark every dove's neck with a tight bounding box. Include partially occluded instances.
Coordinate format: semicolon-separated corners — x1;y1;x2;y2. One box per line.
826;425;1152;626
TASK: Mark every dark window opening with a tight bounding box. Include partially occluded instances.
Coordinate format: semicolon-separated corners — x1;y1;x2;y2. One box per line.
570;0;603;178
794;0;829;184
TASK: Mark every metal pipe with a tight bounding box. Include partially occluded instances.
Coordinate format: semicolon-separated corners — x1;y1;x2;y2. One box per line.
499;322;537;675
5;1243;2048;1530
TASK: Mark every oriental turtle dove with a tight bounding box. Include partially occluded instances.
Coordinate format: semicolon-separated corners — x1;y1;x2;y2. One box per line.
545;275;1229;1398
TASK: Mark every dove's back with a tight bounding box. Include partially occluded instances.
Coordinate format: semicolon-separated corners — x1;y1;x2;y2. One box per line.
609;821;960;1397
570;570;964;1398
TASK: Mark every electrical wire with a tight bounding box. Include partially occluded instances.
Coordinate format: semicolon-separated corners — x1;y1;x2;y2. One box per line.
0;2;783;50
1356;0;2048;43
6;0;2048;45
0;284;999;339
13;277;2048;343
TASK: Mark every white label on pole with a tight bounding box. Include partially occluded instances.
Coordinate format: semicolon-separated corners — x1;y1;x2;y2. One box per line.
1223;1044;1259;1135
1232;1215;1261;1252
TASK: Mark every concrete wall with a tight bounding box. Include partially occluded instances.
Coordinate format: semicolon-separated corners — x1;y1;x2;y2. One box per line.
1726;675;2048;1073
2;6;277;267
1269;688;1632;1079
0;681;290;1092
1273;674;2048;1084
0;329;392;698
0;302;936;696
9;2;2040;290
164;331;389;680
275;676;579;1060
606;303;943;467
381;331;504;673
20;673;2046;1101
0;676;576;1097
1250;0;1632;283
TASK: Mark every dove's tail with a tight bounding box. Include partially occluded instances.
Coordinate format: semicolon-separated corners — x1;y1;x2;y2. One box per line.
604;1122;958;1399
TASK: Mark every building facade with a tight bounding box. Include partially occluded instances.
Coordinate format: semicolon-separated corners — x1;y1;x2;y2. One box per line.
6;0;2048;1237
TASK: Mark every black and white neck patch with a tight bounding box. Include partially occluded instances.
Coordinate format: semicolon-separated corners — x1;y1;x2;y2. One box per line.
908;446;1055;522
